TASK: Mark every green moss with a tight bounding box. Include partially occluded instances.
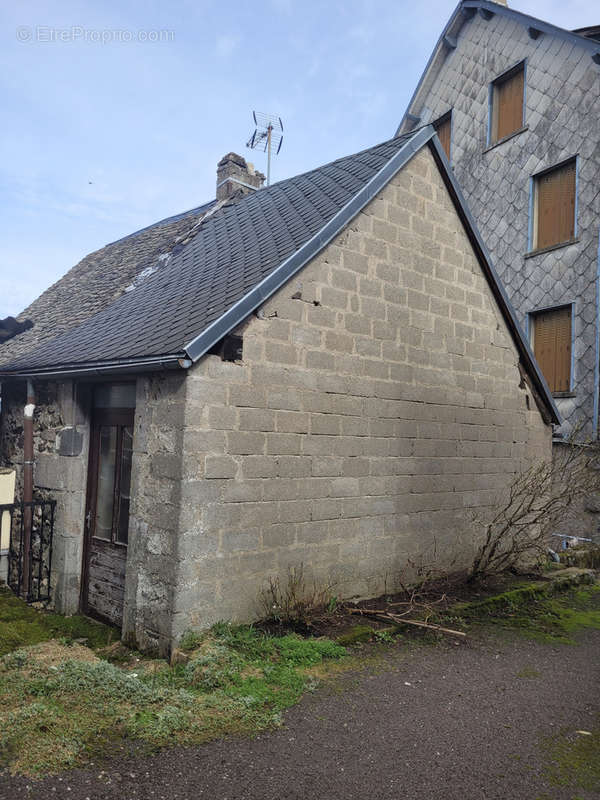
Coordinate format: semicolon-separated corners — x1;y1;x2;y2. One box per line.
0;587;114;656
446;580;600;644
0;618;347;776
336;625;375;646
542;725;600;792
516;666;541;679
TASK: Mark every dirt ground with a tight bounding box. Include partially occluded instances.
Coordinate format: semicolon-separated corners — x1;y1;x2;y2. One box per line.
2;626;598;800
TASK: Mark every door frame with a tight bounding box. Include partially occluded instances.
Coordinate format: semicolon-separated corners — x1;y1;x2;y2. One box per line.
80;405;135;622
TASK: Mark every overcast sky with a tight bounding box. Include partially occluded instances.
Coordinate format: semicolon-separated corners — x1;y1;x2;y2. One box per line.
0;0;596;318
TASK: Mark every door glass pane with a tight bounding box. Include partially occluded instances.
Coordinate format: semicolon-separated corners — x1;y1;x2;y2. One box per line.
94;383;136;408
95;426;117;540
115;426;133;545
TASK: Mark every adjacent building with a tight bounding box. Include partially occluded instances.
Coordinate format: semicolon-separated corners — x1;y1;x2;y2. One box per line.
397;0;600;439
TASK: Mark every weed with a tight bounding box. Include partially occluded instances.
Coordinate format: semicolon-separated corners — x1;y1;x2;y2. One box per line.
0;609;346;777
179;630;204;653
259;564;337;628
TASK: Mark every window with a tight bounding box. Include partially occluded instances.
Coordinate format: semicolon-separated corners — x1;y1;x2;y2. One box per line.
531;159;577;251
530;306;572;394
434;111;452;160
489;62;525;144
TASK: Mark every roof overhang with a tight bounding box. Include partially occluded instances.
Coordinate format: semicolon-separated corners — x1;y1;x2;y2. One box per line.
397;0;600;135
0;353;189;380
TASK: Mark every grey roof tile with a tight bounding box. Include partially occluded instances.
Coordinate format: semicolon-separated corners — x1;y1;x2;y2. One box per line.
1;136;413;372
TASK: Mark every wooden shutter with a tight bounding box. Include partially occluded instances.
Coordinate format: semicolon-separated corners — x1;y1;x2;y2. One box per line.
491;66;524;143
536;161;576;250
434;114;451;160
533;307;571;393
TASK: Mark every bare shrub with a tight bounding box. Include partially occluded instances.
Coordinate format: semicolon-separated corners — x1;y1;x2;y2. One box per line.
470;437;600;582
259;564;337;628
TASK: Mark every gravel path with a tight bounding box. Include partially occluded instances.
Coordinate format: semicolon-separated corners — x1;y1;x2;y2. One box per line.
2;629;599;800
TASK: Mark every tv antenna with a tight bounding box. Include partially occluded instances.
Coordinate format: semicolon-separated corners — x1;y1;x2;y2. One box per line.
246;111;283;186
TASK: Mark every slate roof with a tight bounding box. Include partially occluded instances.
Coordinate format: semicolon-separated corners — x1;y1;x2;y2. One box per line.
0;133;419;373
0;128;560;423
0;199;218;364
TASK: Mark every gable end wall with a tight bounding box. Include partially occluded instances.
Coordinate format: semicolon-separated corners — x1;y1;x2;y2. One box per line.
170;146;551;639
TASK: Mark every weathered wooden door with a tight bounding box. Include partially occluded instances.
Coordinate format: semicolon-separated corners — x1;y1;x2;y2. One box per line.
82;385;135;626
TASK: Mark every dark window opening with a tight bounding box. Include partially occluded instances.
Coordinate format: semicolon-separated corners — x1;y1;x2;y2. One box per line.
208;334;244;362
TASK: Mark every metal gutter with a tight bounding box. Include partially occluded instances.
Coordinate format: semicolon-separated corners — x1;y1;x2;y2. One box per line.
593;229;600;439
0;353;188;380
184;126;436;363
427;134;561;426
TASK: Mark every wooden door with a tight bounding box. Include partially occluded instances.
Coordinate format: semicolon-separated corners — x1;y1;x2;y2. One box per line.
82;407;134;625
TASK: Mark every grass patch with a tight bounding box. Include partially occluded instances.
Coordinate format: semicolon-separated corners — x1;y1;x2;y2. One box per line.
446;581;600;643
0;587;114;656
0;617;346;776
542;724;600;793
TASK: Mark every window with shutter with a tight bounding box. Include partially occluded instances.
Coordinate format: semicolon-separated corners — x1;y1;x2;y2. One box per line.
490;62;525;144
534;160;577;251
434;112;452;160
531;306;572;394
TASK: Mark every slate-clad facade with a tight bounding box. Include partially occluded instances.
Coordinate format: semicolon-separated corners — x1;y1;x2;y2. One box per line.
398;0;600;439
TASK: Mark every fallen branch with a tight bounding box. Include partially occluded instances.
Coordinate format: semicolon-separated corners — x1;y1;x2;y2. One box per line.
346;607;466;638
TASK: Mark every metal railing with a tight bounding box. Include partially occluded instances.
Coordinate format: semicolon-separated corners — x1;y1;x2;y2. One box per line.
0;500;55;603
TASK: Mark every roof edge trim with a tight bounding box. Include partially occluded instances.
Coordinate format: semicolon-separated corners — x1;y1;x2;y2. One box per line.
0;353;187;380
396;0;600;136
183;126;437;363
427;134;561;425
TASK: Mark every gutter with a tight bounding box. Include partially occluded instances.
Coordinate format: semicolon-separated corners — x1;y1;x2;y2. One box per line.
0;354;190;380
594;229;600;439
22;380;35;599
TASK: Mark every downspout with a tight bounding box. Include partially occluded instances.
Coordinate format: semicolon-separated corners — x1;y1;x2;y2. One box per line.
593;229;600;440
22;379;35;599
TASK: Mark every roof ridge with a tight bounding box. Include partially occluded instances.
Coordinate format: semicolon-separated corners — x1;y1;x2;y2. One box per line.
104;198;216;246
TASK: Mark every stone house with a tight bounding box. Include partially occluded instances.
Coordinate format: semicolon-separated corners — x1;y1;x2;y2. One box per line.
397;0;600;441
0;127;558;654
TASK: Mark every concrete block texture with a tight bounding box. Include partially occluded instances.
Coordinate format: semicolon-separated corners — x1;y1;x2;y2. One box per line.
405;13;600;437
168;147;552;645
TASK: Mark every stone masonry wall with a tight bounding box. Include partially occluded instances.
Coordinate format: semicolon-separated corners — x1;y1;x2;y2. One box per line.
0;379;91;613
170;146;552;641
122;373;186;654
405;12;600;437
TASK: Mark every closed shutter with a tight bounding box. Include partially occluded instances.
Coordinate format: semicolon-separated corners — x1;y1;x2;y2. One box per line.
536;161;576;250
491;65;524;143
434;114;452;160
533;306;571;393
494;68;524;141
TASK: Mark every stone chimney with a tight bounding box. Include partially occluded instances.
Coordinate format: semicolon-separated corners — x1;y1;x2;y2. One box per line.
216;153;265;202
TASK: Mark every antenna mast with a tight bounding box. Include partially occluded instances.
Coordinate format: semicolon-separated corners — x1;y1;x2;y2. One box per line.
246;111;284;186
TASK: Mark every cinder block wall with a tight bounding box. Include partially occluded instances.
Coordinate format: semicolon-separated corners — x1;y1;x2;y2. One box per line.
171;147;552;640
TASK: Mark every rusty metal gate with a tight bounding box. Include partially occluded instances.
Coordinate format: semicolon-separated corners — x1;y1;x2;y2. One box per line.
0;499;56;603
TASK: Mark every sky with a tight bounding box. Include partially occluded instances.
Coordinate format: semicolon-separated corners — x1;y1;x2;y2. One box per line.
0;0;596;318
